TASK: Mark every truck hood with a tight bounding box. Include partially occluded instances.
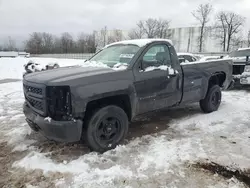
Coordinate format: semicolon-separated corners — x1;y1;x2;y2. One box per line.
24;65;116;85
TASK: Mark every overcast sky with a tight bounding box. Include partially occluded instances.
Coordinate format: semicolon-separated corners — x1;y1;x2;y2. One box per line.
0;0;250;45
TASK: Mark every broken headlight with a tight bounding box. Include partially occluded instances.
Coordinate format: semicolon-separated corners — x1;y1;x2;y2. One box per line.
244;65;250;72
46;86;72;121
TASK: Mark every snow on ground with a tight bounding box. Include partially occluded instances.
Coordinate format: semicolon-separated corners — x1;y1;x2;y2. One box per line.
0;57;250;187
0;57;85;80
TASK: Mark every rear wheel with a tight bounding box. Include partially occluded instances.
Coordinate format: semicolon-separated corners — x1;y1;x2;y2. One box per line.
200;85;222;113
84;105;128;153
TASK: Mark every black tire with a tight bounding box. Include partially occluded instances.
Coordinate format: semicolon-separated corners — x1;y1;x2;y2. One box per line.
84;105;129;153
200;85;222;113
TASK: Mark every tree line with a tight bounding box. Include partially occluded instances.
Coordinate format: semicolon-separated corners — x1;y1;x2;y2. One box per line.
0;3;249;53
24;32;96;54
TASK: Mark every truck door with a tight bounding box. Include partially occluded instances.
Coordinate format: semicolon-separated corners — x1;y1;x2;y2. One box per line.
133;42;182;114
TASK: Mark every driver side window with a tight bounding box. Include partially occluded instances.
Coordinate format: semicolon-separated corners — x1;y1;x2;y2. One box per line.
142;44;171;70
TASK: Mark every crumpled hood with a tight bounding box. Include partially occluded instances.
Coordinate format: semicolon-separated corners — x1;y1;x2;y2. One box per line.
24;65;115;85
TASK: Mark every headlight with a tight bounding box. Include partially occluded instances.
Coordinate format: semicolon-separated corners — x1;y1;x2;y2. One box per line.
244;65;250;72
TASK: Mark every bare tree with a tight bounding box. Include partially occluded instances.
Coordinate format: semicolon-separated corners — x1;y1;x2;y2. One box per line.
130;18;171;39
84;33;96;53
248;30;250;47
42;32;54;53
215;11;245;52
156;18;171;38
231;36;244;49
7;36;16;51
225;12;245;51
53;36;62;53
107;29;123;44
77;33;96;53
25;32;43;54
94;26;108;49
128;21;145;39
214;13;227;52
101;26;108;46
192;3;213;52
77;32;87;53
141;19;159;38
60;32;74;53
128;28;144;39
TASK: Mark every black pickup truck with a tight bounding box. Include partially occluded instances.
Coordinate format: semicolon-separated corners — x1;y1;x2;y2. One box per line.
23;39;233;152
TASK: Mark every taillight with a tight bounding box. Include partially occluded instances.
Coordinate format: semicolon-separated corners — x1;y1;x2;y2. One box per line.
46;86;72;121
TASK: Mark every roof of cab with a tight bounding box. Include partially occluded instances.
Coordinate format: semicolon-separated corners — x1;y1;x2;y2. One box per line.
104;38;173;48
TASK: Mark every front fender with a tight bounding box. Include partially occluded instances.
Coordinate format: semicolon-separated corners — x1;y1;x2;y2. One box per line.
70;80;137;118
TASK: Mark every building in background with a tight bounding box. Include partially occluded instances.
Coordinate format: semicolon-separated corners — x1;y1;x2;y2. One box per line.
169;27;222;53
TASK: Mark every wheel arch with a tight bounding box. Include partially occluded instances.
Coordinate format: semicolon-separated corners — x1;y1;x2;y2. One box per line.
84;93;133;122
202;72;226;99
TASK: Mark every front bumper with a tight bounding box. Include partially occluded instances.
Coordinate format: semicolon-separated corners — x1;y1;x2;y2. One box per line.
23;102;83;142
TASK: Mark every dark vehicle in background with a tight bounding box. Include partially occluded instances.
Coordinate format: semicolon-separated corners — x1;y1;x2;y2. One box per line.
225;48;250;77
23;39;233;152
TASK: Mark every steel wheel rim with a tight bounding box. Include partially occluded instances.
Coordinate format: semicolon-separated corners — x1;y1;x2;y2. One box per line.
211;91;220;106
96;116;122;146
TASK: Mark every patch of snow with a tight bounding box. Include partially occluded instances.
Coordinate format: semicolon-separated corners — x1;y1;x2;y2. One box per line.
0;57;85;80
233;74;243;79
81;60;109;68
144;65;175;75
233;72;250;79
82;61;128;71
177;52;195;56
26;185;39;188
44;117;52;123
242;72;250;77
6;125;32;145
112;63;128;71
104;39;173;48
199;56;220;62
12;140;36;152
13;151;133;187
237;47;250;51
181;58;232;65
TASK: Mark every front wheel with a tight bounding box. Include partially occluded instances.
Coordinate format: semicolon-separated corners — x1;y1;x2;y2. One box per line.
84;105;129;153
200;85;222;113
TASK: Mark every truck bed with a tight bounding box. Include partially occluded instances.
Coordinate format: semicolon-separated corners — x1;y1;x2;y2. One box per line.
180;59;233;104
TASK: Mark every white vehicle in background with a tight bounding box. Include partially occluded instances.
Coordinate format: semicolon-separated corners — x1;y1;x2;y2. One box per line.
18;52;30;58
177;52;199;63
0;51;18;58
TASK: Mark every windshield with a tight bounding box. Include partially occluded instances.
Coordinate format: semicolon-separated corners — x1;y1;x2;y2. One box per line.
89;45;140;67
229;49;250;57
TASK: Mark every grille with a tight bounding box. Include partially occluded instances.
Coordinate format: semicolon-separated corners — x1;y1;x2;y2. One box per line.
233;65;245;75
26;96;44;111
23;84;42;95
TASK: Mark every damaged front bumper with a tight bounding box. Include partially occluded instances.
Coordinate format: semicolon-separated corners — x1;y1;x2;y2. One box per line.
23;102;83;142
233;74;250;85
